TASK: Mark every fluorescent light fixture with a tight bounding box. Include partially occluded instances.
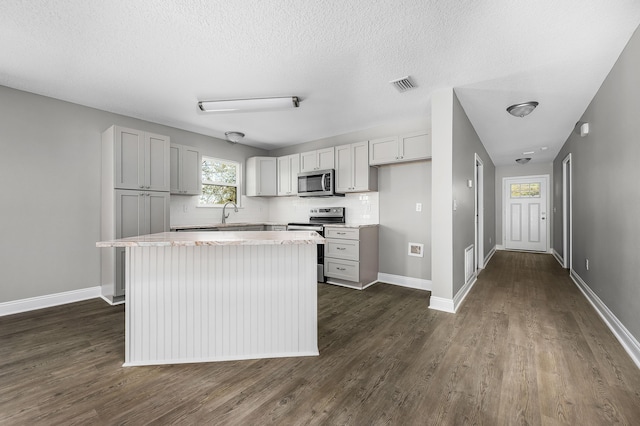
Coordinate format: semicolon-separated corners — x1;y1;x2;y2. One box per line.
198;96;300;112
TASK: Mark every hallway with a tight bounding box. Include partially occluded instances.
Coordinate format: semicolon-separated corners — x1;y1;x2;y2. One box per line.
458;250;640;424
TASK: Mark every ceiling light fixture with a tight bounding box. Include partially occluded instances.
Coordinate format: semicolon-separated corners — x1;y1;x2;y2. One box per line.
198;96;299;112
507;101;539;118
515;157;531;164
225;131;245;144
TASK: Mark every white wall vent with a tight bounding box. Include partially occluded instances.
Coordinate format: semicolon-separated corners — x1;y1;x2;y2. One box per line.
390;76;416;92
464;245;475;284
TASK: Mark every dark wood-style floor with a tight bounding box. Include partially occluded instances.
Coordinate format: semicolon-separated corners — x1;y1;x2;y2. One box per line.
2;251;640;425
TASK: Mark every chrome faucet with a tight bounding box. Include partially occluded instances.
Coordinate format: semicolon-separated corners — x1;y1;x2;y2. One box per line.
221;201;238;224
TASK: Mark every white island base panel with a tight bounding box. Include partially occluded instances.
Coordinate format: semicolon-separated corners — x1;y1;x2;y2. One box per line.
124;244;318;366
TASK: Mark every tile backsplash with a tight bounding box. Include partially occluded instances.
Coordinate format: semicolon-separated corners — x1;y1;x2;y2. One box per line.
170;192;379;226
170;195;270;226
268;192;379;225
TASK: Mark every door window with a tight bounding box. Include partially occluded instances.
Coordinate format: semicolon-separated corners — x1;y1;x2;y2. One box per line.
510;182;541;198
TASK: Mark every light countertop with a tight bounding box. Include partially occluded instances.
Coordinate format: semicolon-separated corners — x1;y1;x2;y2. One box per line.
170;222;288;231
324;224;379;229
97;231;325;248
170;222;379;231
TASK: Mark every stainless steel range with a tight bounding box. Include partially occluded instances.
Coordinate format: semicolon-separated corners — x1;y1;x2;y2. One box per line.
287;207;346;282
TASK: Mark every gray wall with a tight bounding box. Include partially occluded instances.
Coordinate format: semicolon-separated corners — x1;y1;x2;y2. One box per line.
553;23;640;340
451;91;496;296
0;85;266;303
494;162;553;246
378;161;431;279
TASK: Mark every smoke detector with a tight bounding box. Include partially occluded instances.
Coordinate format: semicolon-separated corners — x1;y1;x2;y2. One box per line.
389;76;416;93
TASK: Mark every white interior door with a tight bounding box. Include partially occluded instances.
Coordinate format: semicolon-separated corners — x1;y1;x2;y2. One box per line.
504;175;548;252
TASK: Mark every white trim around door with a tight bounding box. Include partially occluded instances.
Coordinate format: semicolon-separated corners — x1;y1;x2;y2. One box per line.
474;154;484;273
503;174;550;252
562;154;573;270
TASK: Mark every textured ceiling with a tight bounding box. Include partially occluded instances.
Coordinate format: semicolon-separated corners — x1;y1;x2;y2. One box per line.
1;1;639;165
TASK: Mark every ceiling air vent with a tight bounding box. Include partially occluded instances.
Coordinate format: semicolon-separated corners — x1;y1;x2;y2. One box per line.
390;76;416;93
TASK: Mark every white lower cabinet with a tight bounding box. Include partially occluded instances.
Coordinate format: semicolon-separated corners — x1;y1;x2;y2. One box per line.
105;190;170;300
324;226;379;290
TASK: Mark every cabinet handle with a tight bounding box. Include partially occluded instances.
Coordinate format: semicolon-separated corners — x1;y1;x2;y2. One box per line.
139;185;144;189
337;232;346;235
336;267;346;271
337;247;346;250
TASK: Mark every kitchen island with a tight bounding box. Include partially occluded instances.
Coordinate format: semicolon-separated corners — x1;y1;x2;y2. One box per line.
97;231;325;366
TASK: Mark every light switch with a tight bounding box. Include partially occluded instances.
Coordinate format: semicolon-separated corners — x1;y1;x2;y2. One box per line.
416;202;422;212
453;199;457;211
467;179;473;188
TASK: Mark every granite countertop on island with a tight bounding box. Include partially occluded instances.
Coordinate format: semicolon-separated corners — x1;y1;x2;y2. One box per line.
97;231;325;248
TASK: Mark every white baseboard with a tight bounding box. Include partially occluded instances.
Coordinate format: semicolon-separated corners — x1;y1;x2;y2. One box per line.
552;249;564;267
0;286;102;317
483;246;497;267
570;271;640;370
453;275;477;313
376;273;432;291
429;296;455;313
496;244;505;251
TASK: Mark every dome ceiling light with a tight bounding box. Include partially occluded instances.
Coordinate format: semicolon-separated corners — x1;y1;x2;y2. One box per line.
515;157;531;165
507;101;539;118
225;131;245;144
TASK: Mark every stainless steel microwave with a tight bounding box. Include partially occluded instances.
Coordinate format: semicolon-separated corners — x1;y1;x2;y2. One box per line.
297;169;342;197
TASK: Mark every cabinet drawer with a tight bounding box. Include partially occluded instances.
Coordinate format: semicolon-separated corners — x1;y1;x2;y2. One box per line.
324;258;359;282
324;227;359;240
326;239;359;261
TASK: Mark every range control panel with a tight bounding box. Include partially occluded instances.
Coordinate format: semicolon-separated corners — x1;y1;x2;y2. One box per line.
309;207;344;217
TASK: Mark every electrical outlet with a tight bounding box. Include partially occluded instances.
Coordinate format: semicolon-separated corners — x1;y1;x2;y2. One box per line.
416;202;422;212
586;259;589;271
489;237;492;244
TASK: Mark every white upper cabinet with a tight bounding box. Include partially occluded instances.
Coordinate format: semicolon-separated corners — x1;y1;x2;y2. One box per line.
109;125;170;191
170;144;201;195
277;154;300;196
300;147;335;172
369;131;431;166
246;156;277;196
335;141;378;193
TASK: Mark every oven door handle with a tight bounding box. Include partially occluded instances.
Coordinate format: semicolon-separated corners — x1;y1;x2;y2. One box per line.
287;225;324;232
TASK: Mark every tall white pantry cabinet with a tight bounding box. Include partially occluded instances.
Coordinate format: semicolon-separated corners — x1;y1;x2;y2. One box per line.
101;125;170;303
